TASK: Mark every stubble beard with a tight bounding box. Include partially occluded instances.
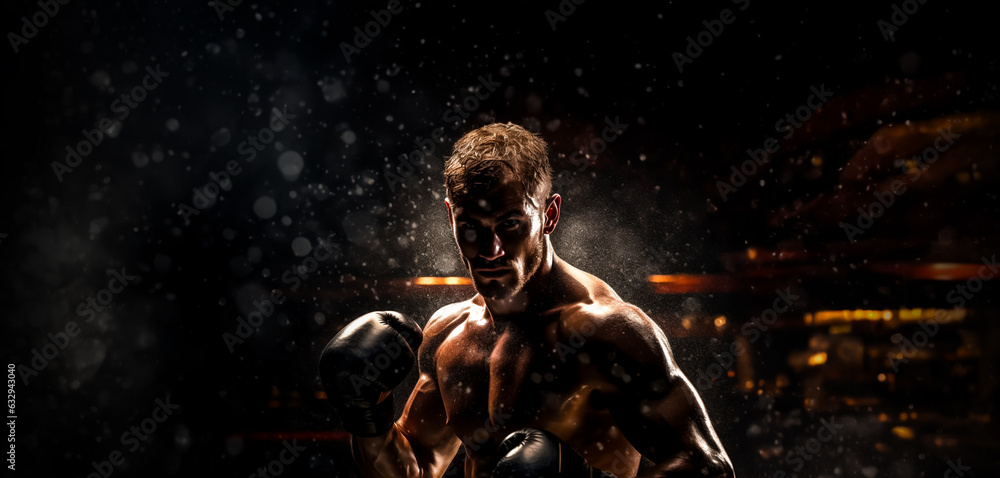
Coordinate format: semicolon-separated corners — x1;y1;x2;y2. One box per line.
472;235;545;301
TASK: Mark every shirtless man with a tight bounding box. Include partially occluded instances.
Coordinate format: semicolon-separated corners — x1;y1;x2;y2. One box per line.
320;123;735;477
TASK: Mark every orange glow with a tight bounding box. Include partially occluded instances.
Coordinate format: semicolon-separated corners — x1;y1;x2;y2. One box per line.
899;308;923;320
414;276;473;286
934;436;960;447
891;426;915;439
315;391;327;399
969;413;991;423
714;316;727;328
869;262;990;280
747;248;758;260
808;352;828;366
809;309;885;325
647;274;738;294
806;308;965;325
829;324;852;335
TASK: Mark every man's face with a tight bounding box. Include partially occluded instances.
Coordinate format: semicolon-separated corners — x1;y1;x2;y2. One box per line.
448;177;547;300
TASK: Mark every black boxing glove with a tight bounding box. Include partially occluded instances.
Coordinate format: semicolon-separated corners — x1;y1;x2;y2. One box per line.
493;428;616;478
319;311;423;437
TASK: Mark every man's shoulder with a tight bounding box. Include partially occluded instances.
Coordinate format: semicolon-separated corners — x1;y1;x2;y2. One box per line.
561;297;652;337
559;297;669;356
559;297;679;387
423;298;478;339
416;299;479;372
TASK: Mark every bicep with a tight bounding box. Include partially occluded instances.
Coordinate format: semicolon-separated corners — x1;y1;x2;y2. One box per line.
395;373;461;478
352;373;461;478
608;372;727;469
393;311;463;477
590;308;731;475
353;308;464;478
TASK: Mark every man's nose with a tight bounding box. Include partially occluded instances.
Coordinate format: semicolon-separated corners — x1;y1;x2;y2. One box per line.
479;230;504;261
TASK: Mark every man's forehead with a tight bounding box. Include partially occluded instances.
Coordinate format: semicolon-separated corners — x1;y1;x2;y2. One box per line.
451;176;540;216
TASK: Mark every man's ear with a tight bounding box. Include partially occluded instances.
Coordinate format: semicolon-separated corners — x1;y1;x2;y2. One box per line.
445;199;454;230
543;194;561;235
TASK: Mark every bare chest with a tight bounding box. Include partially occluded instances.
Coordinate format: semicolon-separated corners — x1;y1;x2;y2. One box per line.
435;319;605;454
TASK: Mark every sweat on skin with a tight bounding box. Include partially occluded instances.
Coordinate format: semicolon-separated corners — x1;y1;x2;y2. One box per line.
324;123;735;477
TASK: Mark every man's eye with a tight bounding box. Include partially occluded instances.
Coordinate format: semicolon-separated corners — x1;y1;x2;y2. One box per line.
501;219;519;229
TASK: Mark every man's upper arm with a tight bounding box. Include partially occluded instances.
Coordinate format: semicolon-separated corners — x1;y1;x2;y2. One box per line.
393;305;463;477
586;304;734;477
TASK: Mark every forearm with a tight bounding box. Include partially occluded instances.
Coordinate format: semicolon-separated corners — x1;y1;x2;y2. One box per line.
322;311;459;477
633;452;735;478
351;423;427;478
491;428;734;478
634;465;734;478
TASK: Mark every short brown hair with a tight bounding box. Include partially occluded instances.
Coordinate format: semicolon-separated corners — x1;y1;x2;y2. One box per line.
444;122;553;205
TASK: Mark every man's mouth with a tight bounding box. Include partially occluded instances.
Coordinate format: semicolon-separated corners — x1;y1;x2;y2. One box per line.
474;267;511;279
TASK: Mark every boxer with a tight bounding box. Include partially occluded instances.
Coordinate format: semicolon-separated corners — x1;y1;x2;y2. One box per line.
321;123;735;477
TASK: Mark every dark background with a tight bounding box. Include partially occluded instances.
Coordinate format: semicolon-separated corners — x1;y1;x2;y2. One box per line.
3;0;998;476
